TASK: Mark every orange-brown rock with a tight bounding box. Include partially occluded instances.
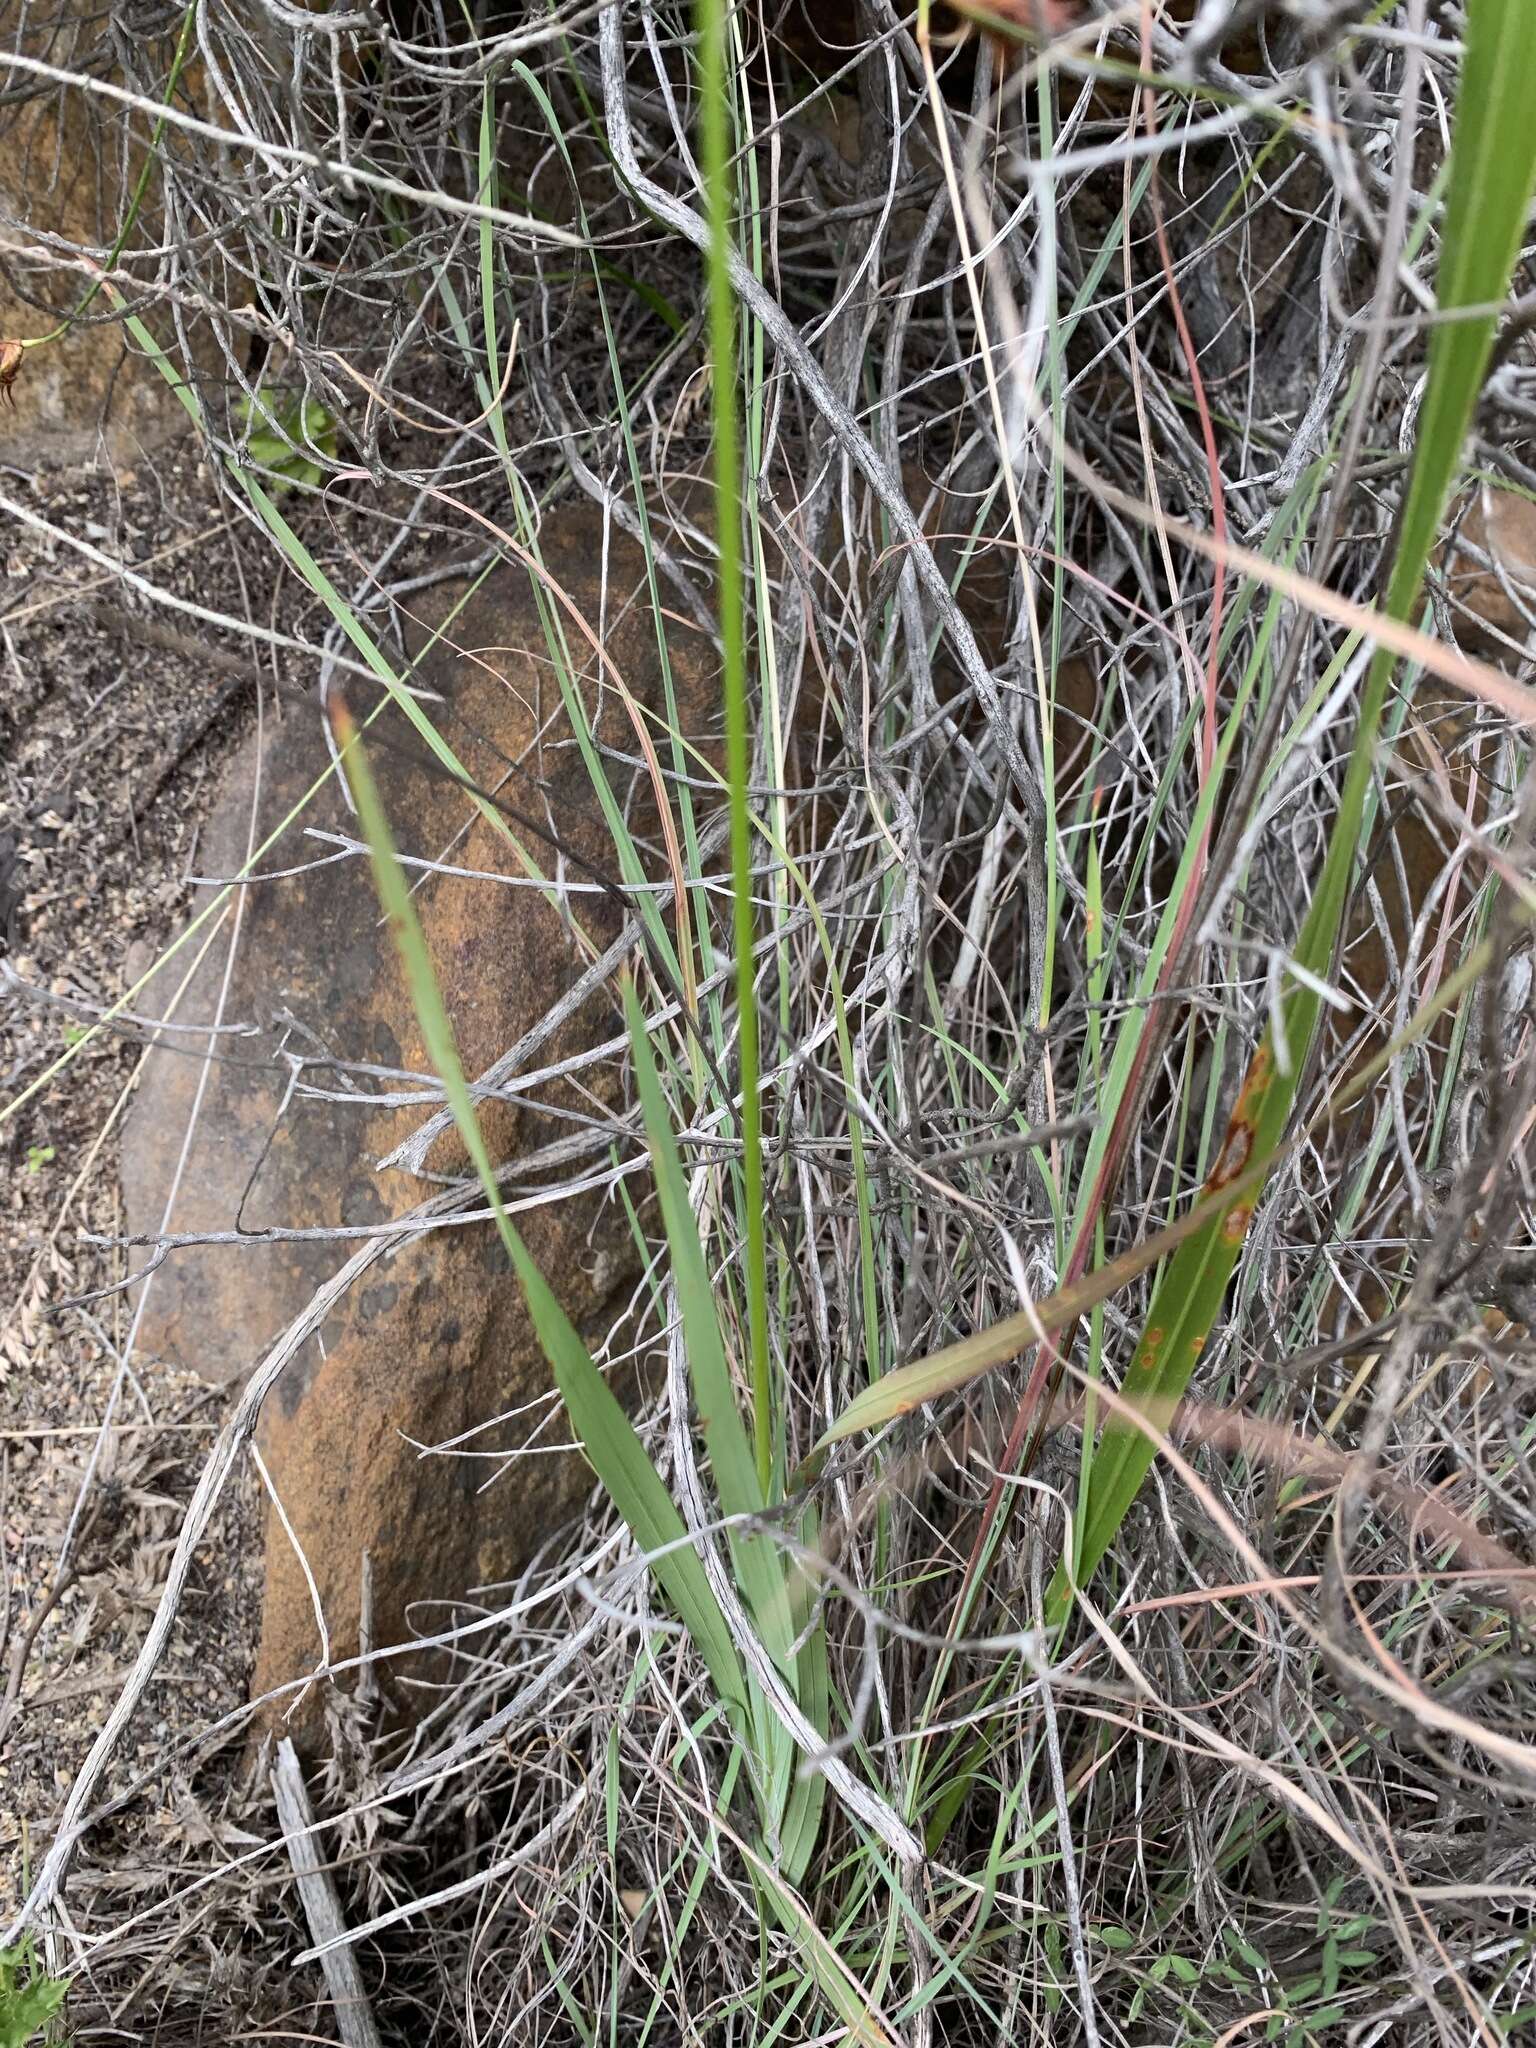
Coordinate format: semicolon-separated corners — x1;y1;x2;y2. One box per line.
0;5;197;466
121;504;719;1730
1440;485;1536;652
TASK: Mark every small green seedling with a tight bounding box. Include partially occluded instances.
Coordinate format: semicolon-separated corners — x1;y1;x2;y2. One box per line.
0;1938;67;2046
235;391;337;493
24;1145;54;1175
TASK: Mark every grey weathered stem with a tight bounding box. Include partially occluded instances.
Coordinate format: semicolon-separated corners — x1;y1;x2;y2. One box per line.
271;1738;385;2048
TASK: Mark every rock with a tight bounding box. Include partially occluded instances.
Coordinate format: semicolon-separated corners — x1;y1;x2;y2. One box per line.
0;6;196;466
121;504;719;1727
1440;485;1536;650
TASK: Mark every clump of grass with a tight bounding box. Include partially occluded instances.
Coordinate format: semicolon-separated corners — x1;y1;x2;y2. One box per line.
10;3;1536;2042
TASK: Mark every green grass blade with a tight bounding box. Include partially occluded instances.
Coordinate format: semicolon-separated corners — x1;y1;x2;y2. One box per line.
476;82;511;465
623;985;833;1874
696;0;772;1494
1388;0;1536;620
1053;0;1536;1619
625;977;823;1867
332;703;749;1731
782;1496;832;1881
758;1874;895;2047
624;977;769;1517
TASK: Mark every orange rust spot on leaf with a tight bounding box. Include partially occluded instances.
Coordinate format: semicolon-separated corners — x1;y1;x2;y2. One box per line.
1222;1201;1254;1245
1205;1045;1275;1193
1207;1119;1254;1190
1229;1043;1273;1120
1135;1329;1164;1370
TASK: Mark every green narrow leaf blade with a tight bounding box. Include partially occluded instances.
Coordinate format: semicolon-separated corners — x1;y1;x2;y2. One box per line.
624;979;765;1522
624;981;800;1707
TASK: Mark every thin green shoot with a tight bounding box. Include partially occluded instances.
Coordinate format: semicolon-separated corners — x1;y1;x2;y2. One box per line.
696;0;772;1494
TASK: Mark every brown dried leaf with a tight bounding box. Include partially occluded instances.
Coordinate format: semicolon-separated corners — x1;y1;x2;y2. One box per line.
0;337;23;409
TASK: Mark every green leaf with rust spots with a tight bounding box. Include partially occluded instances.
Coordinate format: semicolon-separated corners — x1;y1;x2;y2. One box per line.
1049;0;1536;1624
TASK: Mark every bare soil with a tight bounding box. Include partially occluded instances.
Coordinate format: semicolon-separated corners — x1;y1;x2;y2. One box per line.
1;440;286;1917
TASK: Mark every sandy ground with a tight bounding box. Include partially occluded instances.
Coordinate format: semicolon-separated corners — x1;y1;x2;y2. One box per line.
1;442;282;1918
